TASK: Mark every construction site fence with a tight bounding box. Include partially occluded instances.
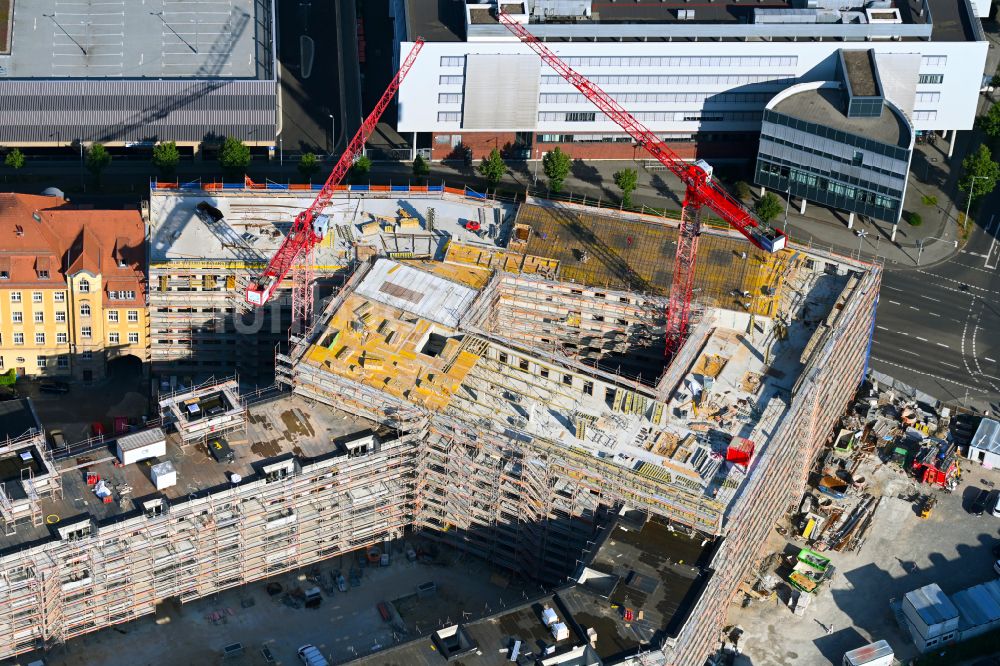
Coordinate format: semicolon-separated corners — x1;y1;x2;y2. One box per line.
150;178;489;200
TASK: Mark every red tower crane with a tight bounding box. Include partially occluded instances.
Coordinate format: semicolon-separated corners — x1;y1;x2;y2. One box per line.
246;39;426;327
496;12;786;358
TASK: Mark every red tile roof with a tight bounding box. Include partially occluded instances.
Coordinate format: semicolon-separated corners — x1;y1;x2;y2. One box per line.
0;194;145;306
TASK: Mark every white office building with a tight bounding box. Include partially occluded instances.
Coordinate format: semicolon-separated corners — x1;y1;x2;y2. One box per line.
390;0;988;163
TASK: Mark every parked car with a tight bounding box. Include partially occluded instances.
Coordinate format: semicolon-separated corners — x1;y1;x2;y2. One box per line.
39;381;70;394
988;489;1000;518
971;489;991;517
297;644;329;666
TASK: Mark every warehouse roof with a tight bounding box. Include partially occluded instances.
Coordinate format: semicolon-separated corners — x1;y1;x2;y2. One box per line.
0;0;261;78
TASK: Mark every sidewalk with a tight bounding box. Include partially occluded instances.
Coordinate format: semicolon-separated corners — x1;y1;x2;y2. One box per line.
0;144;969;267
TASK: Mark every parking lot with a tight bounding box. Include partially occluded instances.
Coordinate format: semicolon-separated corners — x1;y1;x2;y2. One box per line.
727;462;1000;665
36;542;534;666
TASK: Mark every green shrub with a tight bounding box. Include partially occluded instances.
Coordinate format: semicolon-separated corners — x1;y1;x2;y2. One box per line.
908;212;923;226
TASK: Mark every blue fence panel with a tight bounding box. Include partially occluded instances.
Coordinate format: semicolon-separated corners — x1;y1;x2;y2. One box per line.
180;181;202;189
465;188;486;199
390;185;410;192
313;184;324;190
428;185;444;192
222;183;244;189
350;185;370;192
267;183;289;190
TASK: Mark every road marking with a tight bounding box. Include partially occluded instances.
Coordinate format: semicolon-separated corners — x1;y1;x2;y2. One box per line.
909;306;920;311
986;214;999;270
888;300;901;305
928;312;941;317
876;325;889;331
916;336;928;342
872;356;986;392
898;331;910;336
884;285;903;292
987;357;997;363
936;342;949;348
940;361;960;369
901;349;920;356
920;295;941;302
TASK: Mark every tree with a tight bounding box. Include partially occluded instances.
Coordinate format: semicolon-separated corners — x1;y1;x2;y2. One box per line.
735;181;752;201
86;143;112;186
979;104;1000;138
4;148;25;171
542;147;571;192
412;154;430;181
350;155;372;183
613;168;639;208
907;211;923;227
218;136;251;176
753;191;783;224
959;144;1000;201
477;148;508;188
152;141;180;176
298;152;321;179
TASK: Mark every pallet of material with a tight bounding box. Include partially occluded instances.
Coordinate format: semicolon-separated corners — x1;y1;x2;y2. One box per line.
397;217;421;231
359;221;380;235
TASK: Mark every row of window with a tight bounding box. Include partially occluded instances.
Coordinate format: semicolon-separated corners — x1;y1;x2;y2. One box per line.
539;111;763;123
921;55;947;67
495;351;594;395
6;308;139;323
914;91;941;103
760;133;906;183
918;74;944;85
542;73;793;86
10;291;66;303
759;159;900;205
1;331;139;344
0;355;70;369
540;91;774;105
1;269;50;280
439;93;463;104
559;55;799;68
913;110;938;121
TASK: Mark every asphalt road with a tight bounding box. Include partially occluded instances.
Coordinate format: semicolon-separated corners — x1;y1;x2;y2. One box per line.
872;216;1000;409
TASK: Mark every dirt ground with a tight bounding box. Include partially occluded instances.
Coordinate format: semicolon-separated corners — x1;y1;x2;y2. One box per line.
727;462;1000;665
32;543;534;666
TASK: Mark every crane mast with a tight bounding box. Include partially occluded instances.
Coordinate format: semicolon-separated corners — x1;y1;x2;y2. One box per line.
495;12;785;358
246;39;426;328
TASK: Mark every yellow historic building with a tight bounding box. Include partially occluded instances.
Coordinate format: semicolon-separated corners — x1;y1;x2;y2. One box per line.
0;194;147;381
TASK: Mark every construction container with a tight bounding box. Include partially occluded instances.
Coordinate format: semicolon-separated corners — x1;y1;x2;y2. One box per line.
116;427;167;465
150;461;177;490
842;640;893;666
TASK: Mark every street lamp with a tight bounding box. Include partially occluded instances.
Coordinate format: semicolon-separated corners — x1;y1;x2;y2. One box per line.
782;186;791;235
916;235;958;265
855;228;868;258
963;175;988;232
328;114;335;154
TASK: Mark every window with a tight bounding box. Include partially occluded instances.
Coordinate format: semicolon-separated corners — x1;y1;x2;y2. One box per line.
33;311;44;323
54;292;65;303
78;279;90;293
127;310;138;323
10;291;21;303
539;367;550;379
440;56;464;67
583;381;594;396
518;358;530;371
56;333;68;344
914;110;938;121
13;333;24;345
55;311;66;322
565;112;596;122
438;75;464;85
438;93;463;104
0;269;7;279
128;332;139;344
915;91;941;104
11;311;22;324
32;292;42;303
108;332;120;344
921;55;947;67
562;374;573;386
37;356;46;369
80;303;91;317
57;356;69;369
109;290;136;301
35;333;45;345
0;357;3;368
498;352;508;364
37;269;49;279
918;74;944;85
107;310;119;323
852;151;864;166
81;351;92;361
81;326;92;339
437;112;461;122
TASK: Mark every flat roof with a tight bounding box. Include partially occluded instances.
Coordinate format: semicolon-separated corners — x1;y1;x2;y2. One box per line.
355;259;478;329
0;0;259;78
405;0;465;42
0;393;379;555
842;50;879;97
772;87;909;148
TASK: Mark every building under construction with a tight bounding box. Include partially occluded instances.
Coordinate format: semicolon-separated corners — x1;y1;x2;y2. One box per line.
0;195;878;666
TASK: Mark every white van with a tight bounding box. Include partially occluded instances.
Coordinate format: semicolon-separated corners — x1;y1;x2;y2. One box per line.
297;644;329;666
